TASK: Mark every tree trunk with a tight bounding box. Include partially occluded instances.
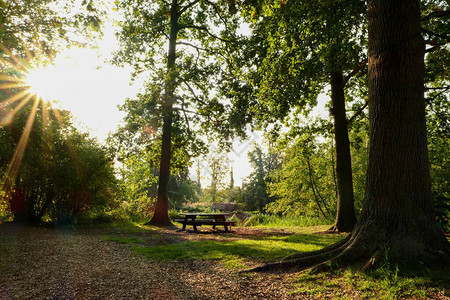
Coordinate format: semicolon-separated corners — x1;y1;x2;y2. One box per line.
249;0;450;273
147;0;179;225
345;0;450;263
329;70;357;232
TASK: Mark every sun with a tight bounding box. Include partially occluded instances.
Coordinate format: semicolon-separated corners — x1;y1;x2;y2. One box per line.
24;63;67;103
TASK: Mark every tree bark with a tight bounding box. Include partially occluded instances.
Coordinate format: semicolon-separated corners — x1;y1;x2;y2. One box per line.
329;70;357;232
147;0;179;225
346;0;450;262
247;0;450;273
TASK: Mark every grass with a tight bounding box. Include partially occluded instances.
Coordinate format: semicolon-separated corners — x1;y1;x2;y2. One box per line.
132;233;343;269
239;213;333;228
289;266;450;299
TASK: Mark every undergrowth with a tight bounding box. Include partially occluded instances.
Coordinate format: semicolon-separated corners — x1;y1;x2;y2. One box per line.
243;214;333;228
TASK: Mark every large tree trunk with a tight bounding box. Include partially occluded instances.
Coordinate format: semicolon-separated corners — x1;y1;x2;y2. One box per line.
329;70;357;232
348;0;450;262
147;0;179;225
250;0;450;273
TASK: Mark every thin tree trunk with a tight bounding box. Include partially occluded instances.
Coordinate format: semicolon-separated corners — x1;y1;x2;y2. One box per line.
330;70;357;232
330;140;338;198
305;156;327;218
148;0;179;225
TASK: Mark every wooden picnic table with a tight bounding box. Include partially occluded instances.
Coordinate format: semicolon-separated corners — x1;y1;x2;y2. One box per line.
176;213;235;232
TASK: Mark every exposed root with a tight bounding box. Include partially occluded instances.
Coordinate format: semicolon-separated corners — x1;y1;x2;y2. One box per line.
282;235;350;261
241;236;353;273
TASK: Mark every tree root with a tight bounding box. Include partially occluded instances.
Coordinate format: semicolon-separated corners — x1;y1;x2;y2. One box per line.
241;232;450;274
241;236;353;273
281;235;350;262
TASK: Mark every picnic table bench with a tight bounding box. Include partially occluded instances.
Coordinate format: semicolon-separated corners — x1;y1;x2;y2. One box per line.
175;213;236;232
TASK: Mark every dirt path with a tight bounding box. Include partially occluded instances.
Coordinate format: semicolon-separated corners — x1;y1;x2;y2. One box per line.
0;224;297;300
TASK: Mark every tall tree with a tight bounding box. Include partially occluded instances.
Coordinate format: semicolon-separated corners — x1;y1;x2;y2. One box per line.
225;0;366;231
252;0;450;272
115;0;240;224
205;151;228;204
240;144;280;211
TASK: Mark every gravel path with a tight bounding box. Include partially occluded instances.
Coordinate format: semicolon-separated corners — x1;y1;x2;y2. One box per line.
0;224;297;300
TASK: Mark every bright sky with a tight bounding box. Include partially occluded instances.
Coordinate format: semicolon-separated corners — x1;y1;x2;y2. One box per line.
28;27;142;142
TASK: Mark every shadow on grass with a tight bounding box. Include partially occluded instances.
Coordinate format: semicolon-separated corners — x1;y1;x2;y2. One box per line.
130;234;345;266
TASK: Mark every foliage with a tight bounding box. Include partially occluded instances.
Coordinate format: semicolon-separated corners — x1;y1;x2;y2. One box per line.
239;143;280;211
425;57;450;231
0;0;103;60
242;213;332;228
113;0;243;142
115;150;159;220
115;150;201;220
198;150;229;203
0;101;117;224
266;133;335;218
169;171;201;210
422;0;450;230
223;0;367;127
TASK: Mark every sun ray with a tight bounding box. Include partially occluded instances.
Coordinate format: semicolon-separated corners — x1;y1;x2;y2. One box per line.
0;89;31;107
0;44;29;73
0;82;28;90
0;41;91;204
0;75;23;82
4;97;40;187
0;93;33;126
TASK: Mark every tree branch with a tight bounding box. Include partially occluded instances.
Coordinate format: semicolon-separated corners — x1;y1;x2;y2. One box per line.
421;28;450;41
203;0;236;39
179;0;201;15
182;80;207;106
343;59;367;87
176;41;209;52
421;10;450;22
181;24;234;43
347;101;368;125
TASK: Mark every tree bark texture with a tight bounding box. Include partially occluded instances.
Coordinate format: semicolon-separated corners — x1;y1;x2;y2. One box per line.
330;70;357;232
148;0;179;225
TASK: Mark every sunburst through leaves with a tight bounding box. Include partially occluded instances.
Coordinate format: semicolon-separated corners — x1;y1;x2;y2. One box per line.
0;43;65;188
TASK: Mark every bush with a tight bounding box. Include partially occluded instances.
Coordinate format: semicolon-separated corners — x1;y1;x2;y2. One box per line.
0;104;118;224
168;208;182;220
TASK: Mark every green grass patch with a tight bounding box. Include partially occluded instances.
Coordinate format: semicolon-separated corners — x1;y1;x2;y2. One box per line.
290;265;450;299
131;233;343;269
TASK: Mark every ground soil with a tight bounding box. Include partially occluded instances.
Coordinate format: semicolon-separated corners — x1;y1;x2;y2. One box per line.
1;224;448;300
0;224;314;300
